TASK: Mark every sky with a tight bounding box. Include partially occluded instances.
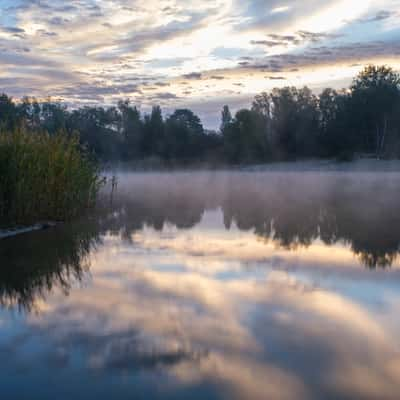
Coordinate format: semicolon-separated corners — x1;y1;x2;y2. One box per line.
1;0;400;128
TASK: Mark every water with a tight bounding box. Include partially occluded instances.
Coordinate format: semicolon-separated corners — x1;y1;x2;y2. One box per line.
1;171;400;400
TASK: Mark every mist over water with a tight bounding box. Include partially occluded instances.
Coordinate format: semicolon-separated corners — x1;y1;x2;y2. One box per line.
105;170;400;268
1;171;400;400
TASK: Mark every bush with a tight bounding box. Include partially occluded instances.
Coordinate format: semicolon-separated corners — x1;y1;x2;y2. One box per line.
0;128;104;226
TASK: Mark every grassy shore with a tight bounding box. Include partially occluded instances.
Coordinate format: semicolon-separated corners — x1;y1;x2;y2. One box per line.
0;128;104;227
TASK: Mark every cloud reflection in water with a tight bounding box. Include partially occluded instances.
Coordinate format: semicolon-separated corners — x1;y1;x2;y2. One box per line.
1;172;400;399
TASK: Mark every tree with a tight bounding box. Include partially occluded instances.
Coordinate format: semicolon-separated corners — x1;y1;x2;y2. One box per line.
67;106;121;161
252;92;272;119
268;87;319;159
222;109;269;163
318;89;354;158
41;100;67;134
118;100;144;160
143;106;164;157
164;109;205;161
18;97;41;129
350;65;400;157
0;94;18;130
220;105;232;132
319;89;339;133
295;87;320;156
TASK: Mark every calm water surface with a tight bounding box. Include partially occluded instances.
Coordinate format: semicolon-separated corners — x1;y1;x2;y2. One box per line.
1;171;400;400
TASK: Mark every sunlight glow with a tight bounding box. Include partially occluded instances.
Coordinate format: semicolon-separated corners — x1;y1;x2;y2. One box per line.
271;6;290;14
1;0;399;125
300;0;372;32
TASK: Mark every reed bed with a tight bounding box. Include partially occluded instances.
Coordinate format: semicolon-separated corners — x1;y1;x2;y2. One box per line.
0;128;104;227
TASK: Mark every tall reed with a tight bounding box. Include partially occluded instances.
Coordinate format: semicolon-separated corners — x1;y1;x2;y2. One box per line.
0;128;104;226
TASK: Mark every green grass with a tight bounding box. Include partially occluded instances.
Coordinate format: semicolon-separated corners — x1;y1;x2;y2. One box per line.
0;128;104;226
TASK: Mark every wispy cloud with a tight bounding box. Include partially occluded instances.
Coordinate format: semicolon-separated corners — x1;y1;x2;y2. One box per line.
0;0;399;126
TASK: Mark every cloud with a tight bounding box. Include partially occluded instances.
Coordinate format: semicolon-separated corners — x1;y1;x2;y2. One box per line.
238;40;400;72
183;72;203;80
0;0;399;128
356;10;398;24
149;92;179;100
2;215;400;398
2;172;400;397
2;26;25;33
251;31;343;48
232;0;351;32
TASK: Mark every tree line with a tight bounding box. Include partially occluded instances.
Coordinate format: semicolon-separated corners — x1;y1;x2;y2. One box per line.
1;65;400;164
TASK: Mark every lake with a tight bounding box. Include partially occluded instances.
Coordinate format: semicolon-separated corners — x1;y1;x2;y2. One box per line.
1;171;400;400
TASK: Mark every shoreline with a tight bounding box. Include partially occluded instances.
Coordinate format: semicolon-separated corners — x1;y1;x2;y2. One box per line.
0;222;57;240
242;159;400;172
104;158;400;173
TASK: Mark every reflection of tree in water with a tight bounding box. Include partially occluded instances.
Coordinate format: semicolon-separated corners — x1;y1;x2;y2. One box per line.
220;174;400;269
0;220;101;311
105;176;210;240
104;173;400;269
0;178;209;310
2;173;400;310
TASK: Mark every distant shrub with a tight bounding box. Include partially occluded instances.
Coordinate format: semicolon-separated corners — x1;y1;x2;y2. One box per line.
0;128;104;226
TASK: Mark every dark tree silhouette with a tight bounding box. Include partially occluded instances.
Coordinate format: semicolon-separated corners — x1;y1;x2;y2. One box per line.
350;65;400;157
